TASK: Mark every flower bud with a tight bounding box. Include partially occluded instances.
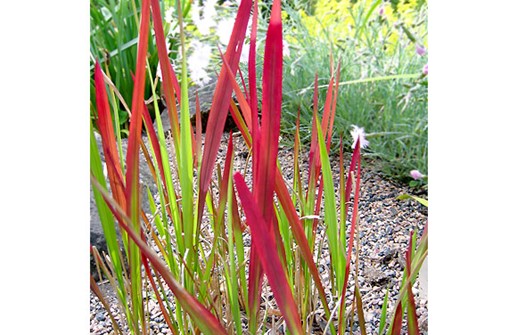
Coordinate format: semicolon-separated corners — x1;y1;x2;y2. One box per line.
415;44;426;56
410;170;424;180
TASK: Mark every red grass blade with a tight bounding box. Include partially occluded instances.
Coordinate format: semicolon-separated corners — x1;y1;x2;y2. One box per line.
326;62;341;145
390;302;404;335
195;93;202;168
248;0;284;328
94;62;126;209
122;2;152;327
219;55;332;321
197;0;253;223
320;77;335;141
248;0;259;131
124;0;151;220
150;0;181;145
256;0;283;224
218;47;252;131
338;139;362;333
234;173;303;335
311;74;338;235
405;231;420;335
142;103;166;189
306;73;319;194
344;138;361;214
229;100;252;148
345;143;361;270
249;0;260;204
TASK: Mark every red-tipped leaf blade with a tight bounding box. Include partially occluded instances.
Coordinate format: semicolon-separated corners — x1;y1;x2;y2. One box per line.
197;0;253;223
234;173;303;335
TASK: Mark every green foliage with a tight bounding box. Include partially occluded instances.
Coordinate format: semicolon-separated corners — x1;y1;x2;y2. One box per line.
281;0;428;186
90;0;174;133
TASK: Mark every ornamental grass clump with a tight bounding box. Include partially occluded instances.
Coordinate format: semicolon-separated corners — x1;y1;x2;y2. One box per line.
90;0;428;333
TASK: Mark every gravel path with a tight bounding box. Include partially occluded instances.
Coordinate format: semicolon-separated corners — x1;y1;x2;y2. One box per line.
90;132;428;334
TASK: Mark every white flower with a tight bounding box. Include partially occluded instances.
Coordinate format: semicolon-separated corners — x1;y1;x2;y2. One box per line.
217;17;235;46
240;42;250;63
410;170;424;180
192;0;217;36
156;63;162;82
283;39;290;58
350;125;369;149
164;7;175;24
188;40;212;86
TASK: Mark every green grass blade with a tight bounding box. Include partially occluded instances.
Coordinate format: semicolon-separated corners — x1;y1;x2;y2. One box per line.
396;194;428;207
378;289;390;335
315;111;343;291
175;0;196;287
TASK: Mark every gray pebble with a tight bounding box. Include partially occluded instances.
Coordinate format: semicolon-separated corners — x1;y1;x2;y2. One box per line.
95;312;106;322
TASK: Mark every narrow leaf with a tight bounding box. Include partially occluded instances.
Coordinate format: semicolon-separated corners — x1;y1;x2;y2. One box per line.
390;302;403;335
234;173;303;335
94;62;126;209
378;289;390;334
354;283;367;335
405;232;420;335
396;194;428;207
150;0;181;146
338;139;362;334
197;0;253;222
255;0;283;222
124;0;151;326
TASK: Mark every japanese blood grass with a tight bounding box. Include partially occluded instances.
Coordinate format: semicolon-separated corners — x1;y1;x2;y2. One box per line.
91;0;428;333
